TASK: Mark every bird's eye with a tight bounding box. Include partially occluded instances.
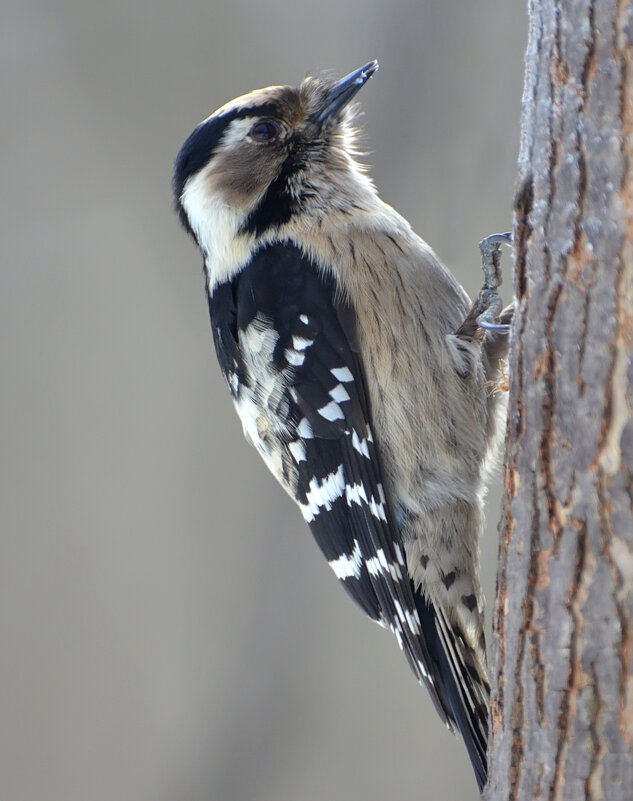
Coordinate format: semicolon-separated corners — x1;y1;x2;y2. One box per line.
249;120;280;143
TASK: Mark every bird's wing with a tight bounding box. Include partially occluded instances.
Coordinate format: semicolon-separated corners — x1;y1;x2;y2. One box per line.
207;241;487;781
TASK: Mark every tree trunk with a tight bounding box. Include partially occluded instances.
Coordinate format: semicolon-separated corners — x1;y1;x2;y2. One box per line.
486;1;633;799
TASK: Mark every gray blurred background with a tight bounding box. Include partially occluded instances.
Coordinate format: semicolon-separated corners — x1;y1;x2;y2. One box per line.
2;2;525;800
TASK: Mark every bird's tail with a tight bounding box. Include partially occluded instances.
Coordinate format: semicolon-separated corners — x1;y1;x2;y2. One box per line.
413;585;490;793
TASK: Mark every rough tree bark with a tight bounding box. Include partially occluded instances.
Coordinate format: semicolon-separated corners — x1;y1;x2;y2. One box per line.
486;1;633;799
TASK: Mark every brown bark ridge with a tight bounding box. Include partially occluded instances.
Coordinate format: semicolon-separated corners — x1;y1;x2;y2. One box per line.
486;1;633;799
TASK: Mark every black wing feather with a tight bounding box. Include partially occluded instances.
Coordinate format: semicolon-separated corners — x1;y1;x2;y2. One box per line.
207;241;487;789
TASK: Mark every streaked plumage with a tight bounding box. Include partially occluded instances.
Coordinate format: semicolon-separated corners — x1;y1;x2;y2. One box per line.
173;61;509;792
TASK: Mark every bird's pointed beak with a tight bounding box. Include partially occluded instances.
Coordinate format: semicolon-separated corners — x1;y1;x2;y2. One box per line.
314;60;379;125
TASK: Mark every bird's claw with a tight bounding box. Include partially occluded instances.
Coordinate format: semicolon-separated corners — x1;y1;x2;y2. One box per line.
476;232;512;332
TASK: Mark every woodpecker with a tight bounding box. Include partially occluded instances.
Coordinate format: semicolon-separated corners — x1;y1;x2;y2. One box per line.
173;61;509;792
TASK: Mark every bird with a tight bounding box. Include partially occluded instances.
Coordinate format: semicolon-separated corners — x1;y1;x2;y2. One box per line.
172;60;510;792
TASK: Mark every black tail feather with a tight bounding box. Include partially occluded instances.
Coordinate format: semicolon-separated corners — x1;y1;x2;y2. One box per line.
413;588;489;793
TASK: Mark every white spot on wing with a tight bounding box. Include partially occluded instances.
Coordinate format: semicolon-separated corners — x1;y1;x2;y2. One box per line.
331;366;354;383
417;660;430;680
299;314;309;324
299;465;346;522
391;623;404;649
351;429;370;458
366;557;379;577
236;396;261;448
318;400;344;421
288;440;306;463
292;336;313;351
297;418;313;438
345;482;386;521
243;320;279;354
329;383;350;403
225;372;239;396
366;548;402;580
406;609;421;635
368;495;387;521
329;540;362;579
345;483;367;506
285;348;305;366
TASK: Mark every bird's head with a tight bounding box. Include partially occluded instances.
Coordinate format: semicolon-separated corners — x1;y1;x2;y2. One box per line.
173;61;379;247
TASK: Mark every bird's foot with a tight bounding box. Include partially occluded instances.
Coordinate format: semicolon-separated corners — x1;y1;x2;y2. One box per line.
476;232;512;332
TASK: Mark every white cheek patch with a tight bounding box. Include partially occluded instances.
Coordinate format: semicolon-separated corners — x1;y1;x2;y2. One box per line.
180;170;252;291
